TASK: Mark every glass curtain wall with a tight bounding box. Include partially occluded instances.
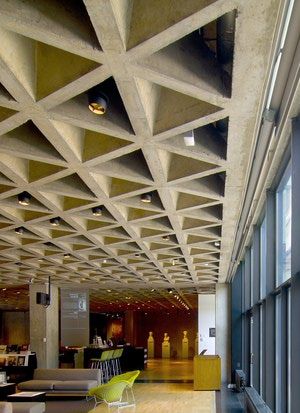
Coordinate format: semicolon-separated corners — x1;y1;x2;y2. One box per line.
234;159;292;412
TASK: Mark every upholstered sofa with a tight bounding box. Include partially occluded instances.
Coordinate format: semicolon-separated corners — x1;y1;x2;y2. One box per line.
17;368;101;395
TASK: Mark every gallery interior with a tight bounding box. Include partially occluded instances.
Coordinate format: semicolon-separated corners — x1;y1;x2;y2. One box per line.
0;0;299;412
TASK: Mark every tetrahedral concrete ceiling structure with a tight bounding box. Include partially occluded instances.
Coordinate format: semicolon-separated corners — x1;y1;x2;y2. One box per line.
0;0;280;310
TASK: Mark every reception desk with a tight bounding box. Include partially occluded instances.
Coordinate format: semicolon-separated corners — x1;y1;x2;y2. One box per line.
193;355;221;390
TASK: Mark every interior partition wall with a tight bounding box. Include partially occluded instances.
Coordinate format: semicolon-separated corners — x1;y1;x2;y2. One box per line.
231;116;300;413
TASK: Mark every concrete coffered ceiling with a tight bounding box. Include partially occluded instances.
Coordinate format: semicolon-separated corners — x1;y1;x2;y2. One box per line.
0;0;280;310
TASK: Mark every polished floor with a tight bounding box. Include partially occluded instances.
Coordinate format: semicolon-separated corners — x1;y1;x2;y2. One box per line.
92;383;215;413
138;358;193;382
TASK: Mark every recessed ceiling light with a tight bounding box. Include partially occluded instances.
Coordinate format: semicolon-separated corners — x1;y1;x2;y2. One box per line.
162;235;170;241
107;289;111;292
204;263;209;266
50;217;60;226
168;288;173;294
64;253;71;259
88;87;108;115
140;193;152;203
92;206;103;216
15;227;24;235
18;191;31;206
183;130;195;146
103;259;107;264
214;242;220;247
151;289;155;292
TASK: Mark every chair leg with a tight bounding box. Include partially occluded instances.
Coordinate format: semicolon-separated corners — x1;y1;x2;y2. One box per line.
130;388;135;403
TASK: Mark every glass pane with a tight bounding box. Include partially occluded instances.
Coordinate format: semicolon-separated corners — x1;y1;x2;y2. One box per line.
287;288;291;413
260;216;267;298
276;294;282;412
250;314;254;387
250;245;254;306
276;163;292;286
259;305;263;396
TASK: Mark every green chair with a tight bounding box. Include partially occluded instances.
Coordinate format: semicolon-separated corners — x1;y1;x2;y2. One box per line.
87;380;129;411
109;370;140;405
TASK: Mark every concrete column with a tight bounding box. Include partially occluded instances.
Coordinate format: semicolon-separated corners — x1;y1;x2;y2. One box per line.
216;283;231;384
124;310;137;345
60;289;89;347
198;294;215;354
29;283;59;368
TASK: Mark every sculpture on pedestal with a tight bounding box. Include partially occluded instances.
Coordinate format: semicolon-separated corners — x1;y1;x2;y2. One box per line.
182;330;189;358
162;332;170;358
147;331;155;358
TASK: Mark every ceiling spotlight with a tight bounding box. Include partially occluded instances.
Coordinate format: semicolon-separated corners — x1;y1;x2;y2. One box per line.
168;288;173;294
92;206;103;216
183;130;195;146
15;227;24;235
64;253;70;259
214;241;220;247
140;193;152;203
151;288;155;292
204;263;209;266
172;259;177;266
88;86;108;115
50;217;61;226
103;259;107;264
162;235;170;241
18;191;31;206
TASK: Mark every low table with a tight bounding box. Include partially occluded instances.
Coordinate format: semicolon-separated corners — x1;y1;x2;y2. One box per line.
0;383;16;400
7;392;46;402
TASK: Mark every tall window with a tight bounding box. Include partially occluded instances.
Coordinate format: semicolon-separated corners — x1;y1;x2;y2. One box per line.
260;216;267;298
276;162;292;286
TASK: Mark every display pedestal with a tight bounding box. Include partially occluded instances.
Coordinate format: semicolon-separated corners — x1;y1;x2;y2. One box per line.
162;342;170;358
193;355;221;390
147;332;155;358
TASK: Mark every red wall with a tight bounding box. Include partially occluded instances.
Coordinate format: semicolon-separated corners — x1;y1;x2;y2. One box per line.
134;309;197;358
